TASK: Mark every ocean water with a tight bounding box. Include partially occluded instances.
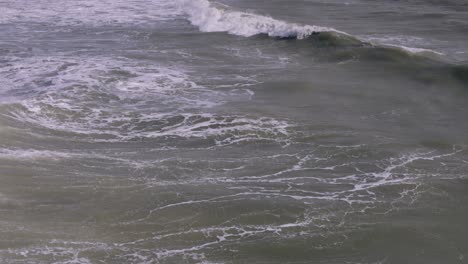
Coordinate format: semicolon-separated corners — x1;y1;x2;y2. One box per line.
1;0;468;263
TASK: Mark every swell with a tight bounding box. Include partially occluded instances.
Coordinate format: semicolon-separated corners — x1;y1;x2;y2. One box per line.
177;0;468;87
177;0;439;54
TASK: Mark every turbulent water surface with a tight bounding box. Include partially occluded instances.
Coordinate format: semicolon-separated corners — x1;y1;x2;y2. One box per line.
1;0;468;263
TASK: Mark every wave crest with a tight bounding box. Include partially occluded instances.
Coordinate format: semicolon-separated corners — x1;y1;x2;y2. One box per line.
177;0;343;39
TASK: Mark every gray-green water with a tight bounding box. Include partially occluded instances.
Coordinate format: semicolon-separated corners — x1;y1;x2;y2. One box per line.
1;0;468;263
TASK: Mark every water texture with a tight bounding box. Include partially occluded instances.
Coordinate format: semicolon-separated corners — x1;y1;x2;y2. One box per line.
1;0;468;263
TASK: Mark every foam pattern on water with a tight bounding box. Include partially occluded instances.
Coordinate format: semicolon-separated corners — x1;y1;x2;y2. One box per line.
0;55;290;145
2;145;466;263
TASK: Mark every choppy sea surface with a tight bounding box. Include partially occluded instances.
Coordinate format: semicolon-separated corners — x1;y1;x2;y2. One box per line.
1;0;468;263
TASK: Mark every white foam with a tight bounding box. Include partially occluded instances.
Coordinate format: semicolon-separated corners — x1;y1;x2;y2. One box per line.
384;44;444;56
0;148;117;162
140;114;290;141
363;35;444;55
2;55;289;143
349;148;463;193
0;148;75;160
5;241;109;264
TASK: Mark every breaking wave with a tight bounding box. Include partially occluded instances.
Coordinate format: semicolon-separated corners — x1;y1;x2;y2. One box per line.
173;0;468;85
176;0;343;39
177;0;444;57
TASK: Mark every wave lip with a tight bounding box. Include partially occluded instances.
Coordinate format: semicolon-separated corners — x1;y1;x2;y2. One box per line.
177;0;344;39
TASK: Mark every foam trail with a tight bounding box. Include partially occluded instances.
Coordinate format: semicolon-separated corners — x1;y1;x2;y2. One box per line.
177;0;344;39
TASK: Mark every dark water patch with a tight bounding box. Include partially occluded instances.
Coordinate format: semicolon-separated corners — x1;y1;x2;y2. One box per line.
451;65;468;85
257;32;468;88
420;140;458;150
